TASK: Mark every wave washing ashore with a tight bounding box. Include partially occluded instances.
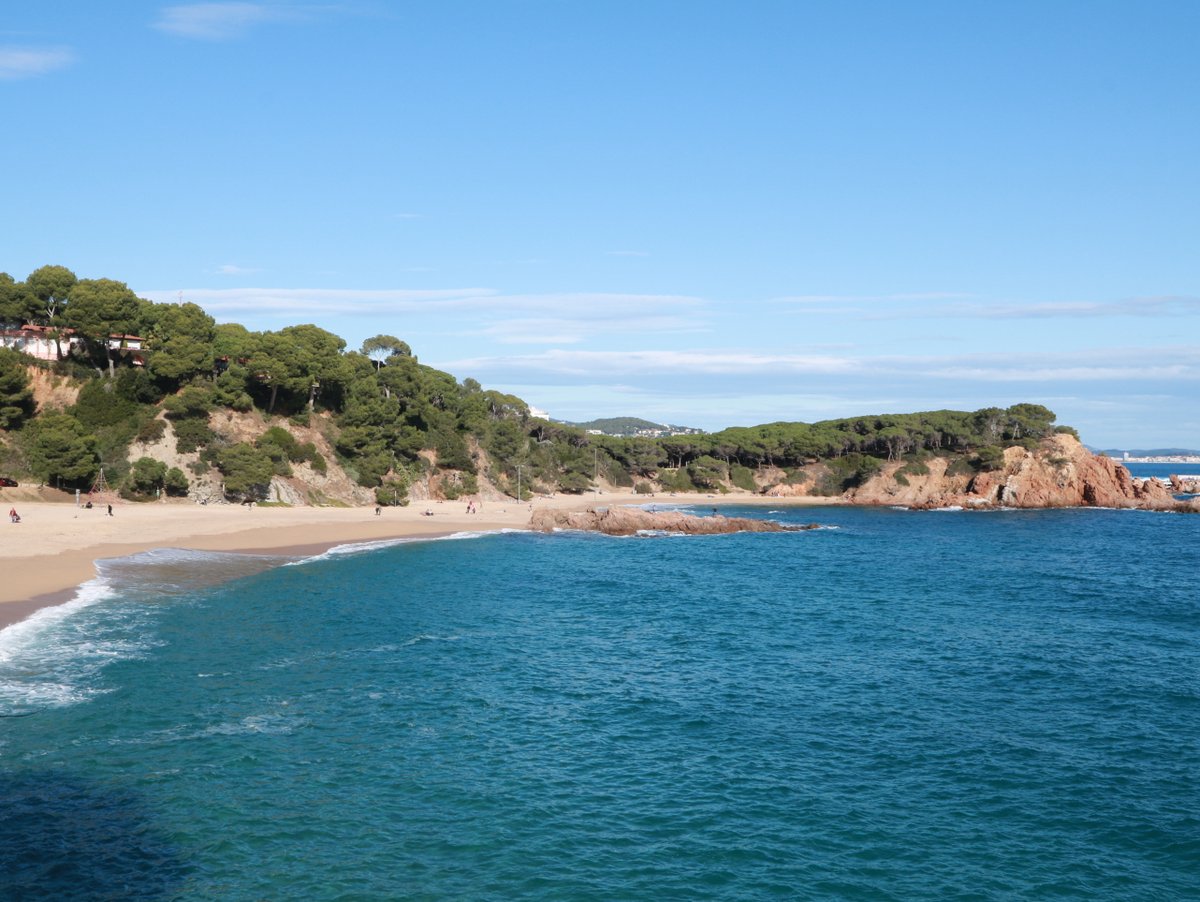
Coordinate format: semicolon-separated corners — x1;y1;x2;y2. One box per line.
2;502;1198;899
2;491;772;628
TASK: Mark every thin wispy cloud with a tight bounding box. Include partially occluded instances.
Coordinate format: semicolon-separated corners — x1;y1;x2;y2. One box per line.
153;3;302;40
142;287;499;316
447;345;1199;387
141;288;705;321
478;313;707;345
447;349;859;378
0;46;74;80
910;346;1200;382
214;264;260;275
391;212;421;220
948;295;1200;320
773;292;973;305
855;294;1200;321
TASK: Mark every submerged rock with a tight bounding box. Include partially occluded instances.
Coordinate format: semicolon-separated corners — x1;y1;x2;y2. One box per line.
529;506;820;536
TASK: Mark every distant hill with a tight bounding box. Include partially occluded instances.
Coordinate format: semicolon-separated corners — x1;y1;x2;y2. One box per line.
1096;448;1200;458
559;416;703;437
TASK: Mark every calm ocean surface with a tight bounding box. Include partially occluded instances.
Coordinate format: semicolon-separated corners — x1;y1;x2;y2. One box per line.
2;505;1198;900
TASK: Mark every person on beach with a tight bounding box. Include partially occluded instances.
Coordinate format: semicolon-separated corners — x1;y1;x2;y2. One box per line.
375;505;381;516
107;504;113;516
8;507;18;523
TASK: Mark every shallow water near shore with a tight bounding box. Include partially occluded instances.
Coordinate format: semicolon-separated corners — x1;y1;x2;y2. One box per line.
2;506;1198;899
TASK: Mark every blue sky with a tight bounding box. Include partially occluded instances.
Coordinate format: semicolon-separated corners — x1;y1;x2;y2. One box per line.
3;1;1197;448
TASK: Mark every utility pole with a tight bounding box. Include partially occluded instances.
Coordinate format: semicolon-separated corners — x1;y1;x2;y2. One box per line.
516;465;522;502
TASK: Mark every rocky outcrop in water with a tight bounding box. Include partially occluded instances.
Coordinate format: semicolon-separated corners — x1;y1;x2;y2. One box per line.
1169;475;1200;494
529;506;820;536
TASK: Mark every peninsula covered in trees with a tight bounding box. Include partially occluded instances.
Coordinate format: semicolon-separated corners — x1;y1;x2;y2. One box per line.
1;264;1083;506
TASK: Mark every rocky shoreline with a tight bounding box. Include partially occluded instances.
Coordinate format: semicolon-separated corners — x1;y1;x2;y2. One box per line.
770;434;1200;514
530;506;821;536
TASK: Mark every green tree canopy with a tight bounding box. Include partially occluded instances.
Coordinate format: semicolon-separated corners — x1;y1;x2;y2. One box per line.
25;265;77;323
21;412;99;488
361;334;411;370
0;348;35;429
0;273;36;324
145;301;217;386
64;278;142;375
214;442;274;500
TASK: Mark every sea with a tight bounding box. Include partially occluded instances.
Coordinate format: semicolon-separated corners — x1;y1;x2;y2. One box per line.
2;502;1198;900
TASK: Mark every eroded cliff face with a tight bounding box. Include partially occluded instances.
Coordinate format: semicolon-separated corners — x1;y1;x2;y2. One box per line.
850;434;1193;511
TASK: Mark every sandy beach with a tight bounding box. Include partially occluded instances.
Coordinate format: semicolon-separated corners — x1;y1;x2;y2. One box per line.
1;492;834;629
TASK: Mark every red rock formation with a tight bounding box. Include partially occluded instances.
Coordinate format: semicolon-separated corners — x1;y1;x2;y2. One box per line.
849;434;1197;512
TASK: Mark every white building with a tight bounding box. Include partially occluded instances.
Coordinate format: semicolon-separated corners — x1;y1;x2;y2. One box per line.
0;324;81;361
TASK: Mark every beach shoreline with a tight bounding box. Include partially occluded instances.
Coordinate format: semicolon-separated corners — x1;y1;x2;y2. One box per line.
1;492;837;629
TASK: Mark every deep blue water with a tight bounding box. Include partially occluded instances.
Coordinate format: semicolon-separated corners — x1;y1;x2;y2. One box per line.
1122;461;1200;481
2;506;1198;900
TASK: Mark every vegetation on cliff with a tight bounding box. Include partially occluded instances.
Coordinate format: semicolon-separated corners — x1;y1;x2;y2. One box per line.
0;264;1083;504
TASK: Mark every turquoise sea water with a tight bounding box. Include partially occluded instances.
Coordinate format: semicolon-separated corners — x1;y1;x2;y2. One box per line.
2;506;1198;900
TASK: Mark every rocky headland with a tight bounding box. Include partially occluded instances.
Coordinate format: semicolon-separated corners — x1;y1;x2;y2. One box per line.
841;434;1197;512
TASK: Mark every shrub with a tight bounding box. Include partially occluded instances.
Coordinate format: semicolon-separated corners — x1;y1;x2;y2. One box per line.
136;418;166;444
173;417;214;453
375;481;409;506
214;442;274;500
163;384;214;420
972;445;1006;472
946;457;974;477
634;481;654;494
730;464;757;492
164;467;190;496
128;456;167;495
657;468;695;492
812;454;884;496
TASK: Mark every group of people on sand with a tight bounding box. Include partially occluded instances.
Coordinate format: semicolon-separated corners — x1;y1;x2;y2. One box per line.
465;500;480;514
8;504;112;523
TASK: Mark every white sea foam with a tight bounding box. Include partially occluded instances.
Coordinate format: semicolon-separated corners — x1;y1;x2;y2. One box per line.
0;578;126;713
287;528;518;565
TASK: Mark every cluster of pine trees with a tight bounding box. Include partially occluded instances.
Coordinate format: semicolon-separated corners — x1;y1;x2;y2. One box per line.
0;265;1074;502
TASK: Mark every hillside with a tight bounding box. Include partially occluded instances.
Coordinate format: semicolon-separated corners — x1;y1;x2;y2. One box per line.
3;262;1188;511
560;416;703;437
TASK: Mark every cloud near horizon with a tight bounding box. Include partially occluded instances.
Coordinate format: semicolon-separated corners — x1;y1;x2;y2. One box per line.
153;3;303;40
140;286;705;321
446;345;1199;385
0;46;75;80
774;293;1200;321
